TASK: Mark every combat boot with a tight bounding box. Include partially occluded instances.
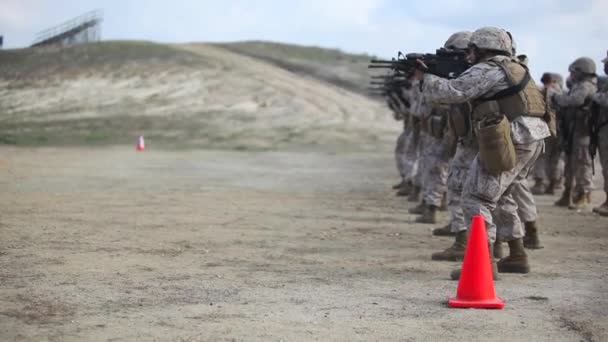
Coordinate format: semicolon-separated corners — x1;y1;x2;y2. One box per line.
408;201;425;214
432;230;467;261
569;191;591;210
497;238;530;273
432;224;455;236
392;180;406;190
415;205;437;224
396;182;412;197
554;186;572;207
450;243;499;280
544;178;562;195
408;185;421;202
531;178;545;195
592;194;608;216
493;240;504;259
523;221;543;249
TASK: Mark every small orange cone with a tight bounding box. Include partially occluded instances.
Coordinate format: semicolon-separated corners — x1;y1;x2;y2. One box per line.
136;135;145;151
448;215;504;309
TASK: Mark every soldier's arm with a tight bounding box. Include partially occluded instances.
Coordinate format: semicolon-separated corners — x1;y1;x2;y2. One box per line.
553;82;595;107
420;63;503;104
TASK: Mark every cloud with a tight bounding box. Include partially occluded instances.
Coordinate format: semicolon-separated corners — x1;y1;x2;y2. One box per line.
0;0;605;80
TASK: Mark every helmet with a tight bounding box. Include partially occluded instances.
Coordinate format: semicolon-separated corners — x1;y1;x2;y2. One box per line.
552;73;564;89
469;27;513;55
444;31;472;50
568;57;596;75
602;50;607;64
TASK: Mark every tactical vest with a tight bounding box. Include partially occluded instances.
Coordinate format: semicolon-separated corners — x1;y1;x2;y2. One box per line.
472;57;546;124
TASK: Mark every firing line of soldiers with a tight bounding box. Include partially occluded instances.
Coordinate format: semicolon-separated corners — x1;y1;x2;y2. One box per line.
369;27;608;279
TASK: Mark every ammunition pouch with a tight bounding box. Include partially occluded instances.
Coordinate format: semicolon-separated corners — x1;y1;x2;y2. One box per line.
449;103;473;138
477;115;516;175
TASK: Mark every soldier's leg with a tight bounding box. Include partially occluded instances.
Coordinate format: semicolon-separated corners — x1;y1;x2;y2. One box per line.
432;143;476;236
494;188;530;273
417;136;450;223
431;143;478;260
593;125;608;216
397;129;415;195
570;136;594;209
556;151;575;207
393;130;408;189
511;180;543;249
545;136;564;194
452;141;543;279
531;149;547;195
410;133;430;207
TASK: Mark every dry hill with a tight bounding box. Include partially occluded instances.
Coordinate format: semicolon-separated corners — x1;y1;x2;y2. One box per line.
0;41;396;150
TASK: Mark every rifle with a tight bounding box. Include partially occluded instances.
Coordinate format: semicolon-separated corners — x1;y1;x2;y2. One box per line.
368;48;471;79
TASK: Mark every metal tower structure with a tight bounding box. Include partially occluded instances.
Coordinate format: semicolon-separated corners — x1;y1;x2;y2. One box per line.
31;10;103;47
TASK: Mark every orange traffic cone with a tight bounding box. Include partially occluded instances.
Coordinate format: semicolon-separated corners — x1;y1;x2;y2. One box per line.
136;135;145;151
448;215;504;309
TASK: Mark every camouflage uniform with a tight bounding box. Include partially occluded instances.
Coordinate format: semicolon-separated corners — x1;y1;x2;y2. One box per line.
447;140;478;233
422;58;550;244
554;75;598;203
420;108;451;208
533;84;565;192
592;72;608;215
407;82;430;201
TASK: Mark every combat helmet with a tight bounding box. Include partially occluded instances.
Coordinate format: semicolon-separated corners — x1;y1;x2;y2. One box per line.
469;27;513;55
568;57;596;75
444;31;472;50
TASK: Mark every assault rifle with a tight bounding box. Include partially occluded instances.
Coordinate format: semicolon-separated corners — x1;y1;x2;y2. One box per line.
367;74;411;108
368;48;471;79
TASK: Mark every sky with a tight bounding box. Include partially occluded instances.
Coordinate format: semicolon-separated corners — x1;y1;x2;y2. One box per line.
1;0;607;81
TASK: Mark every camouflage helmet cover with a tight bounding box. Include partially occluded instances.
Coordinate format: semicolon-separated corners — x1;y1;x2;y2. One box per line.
552;73;564;89
444;31;472;50
568;57;596;75
469;27;513;55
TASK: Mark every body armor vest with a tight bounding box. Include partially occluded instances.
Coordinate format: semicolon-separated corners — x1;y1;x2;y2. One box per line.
472;57;546;123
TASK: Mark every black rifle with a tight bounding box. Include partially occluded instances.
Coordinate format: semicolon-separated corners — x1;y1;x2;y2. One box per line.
368;48;471;79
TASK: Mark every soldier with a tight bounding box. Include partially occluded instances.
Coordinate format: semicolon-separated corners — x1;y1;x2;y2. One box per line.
410;104;452;223
410;34;474;224
395;84;423;198
531;73;565;195
592;50;608;216
387;90;411;191
411;27;550;278
429;32;477;263
553;57;598;209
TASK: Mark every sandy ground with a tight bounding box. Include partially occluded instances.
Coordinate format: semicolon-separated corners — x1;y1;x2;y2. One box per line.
1;146;607;341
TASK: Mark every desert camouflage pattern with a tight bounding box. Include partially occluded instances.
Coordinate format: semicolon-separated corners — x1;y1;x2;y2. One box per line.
420;133;450;207
444;31;472;50
469;27;513;55
568;57;596;75
423;56;551;144
447;142;478;233
534;86;565;181
554;77;598;193
462;141;544;242
593;76;608;192
421;55;549;242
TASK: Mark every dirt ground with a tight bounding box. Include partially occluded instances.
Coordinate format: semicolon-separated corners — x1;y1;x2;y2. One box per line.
1;146;607;341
